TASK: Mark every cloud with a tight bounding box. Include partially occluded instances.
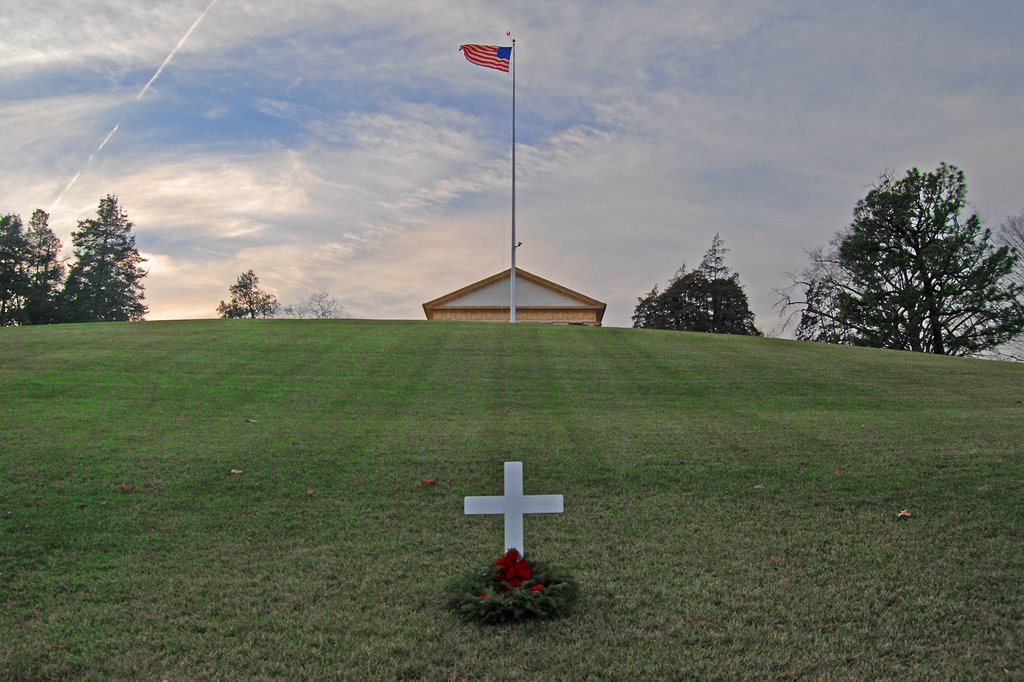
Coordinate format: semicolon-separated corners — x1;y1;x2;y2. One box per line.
2;1;1022;331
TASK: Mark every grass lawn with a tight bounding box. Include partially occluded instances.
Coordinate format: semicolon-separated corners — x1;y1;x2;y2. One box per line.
1;319;1022;680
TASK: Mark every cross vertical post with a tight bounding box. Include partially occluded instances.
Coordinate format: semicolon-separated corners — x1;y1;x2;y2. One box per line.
464;461;563;554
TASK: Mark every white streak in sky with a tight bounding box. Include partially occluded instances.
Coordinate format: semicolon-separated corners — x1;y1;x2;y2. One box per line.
92;117;124;157
137;0;220;101
48;116;124;211
49;172;83;213
49;0;220;212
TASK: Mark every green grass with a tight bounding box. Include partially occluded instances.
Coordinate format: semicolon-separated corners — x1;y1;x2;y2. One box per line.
1;319;1022;680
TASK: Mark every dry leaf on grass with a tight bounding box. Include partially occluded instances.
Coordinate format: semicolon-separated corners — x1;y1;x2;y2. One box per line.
897;509;912;519
229;469;243;475
420;479;437;486
306;488;316;496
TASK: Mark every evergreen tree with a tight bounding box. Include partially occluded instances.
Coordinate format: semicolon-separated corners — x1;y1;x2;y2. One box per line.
780;164;1024;355
0;213;29;326
217;270;279;319
633;235;760;335
22;210;66;325
632;285;665;329
60;195;147;322
698;233;730;280
837;164;1022;355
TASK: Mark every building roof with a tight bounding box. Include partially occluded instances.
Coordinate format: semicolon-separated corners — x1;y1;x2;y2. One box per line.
422;268;606;324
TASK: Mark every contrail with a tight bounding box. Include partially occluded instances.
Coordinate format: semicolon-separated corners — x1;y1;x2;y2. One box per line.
49;172;83;213
137;0;220;101
49;0;221;212
48;116;125;212
93;117;124;156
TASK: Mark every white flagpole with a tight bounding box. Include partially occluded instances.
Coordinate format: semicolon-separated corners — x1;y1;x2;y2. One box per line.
510;38;517;323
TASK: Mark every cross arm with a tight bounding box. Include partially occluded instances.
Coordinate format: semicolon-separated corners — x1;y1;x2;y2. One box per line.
464;496;507;515
521;495;563;514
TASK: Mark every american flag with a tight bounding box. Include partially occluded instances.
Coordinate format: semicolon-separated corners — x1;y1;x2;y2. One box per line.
459;44;512;72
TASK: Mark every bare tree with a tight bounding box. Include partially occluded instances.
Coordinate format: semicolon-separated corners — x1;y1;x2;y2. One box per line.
775;235;859;344
307;289;347;319
278;289;348;319
995;208;1024;360
999;208;1024;289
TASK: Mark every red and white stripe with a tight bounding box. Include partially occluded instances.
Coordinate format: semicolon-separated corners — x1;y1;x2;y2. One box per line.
459;44;509;72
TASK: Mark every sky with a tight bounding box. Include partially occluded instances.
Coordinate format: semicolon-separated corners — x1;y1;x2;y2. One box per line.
3;0;1022;330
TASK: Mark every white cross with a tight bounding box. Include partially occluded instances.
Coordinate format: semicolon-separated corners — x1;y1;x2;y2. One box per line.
464;461;563;554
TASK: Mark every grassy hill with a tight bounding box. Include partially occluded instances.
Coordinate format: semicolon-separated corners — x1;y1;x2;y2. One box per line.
1;320;1022;680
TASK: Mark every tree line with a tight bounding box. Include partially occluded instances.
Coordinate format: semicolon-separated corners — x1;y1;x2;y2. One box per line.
636;163;1024;357
0;191;345;327
0;195;147;326
5;163;1022;358
217;270;348;320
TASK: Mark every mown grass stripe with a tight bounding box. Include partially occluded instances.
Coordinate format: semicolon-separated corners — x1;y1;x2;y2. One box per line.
1;320;1021;679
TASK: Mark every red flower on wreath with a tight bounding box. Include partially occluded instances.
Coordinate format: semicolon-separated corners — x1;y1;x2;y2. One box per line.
495;549;533;588
530;584;544;593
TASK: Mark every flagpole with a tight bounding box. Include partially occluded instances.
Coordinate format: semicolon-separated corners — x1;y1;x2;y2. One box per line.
509;38;517;324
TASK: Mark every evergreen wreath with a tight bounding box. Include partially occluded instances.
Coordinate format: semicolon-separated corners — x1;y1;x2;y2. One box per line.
447;549;578;624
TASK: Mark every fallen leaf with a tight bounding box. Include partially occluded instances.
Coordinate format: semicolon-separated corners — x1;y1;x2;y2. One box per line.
754;483;766;490
229;469;243;475
246;419;258;423
118;482;134;494
420;479;437;486
897;509;911;519
770;557;785;567
306;488;316;496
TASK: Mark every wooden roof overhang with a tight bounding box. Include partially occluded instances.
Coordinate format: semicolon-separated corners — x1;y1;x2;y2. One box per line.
422;268;606;324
